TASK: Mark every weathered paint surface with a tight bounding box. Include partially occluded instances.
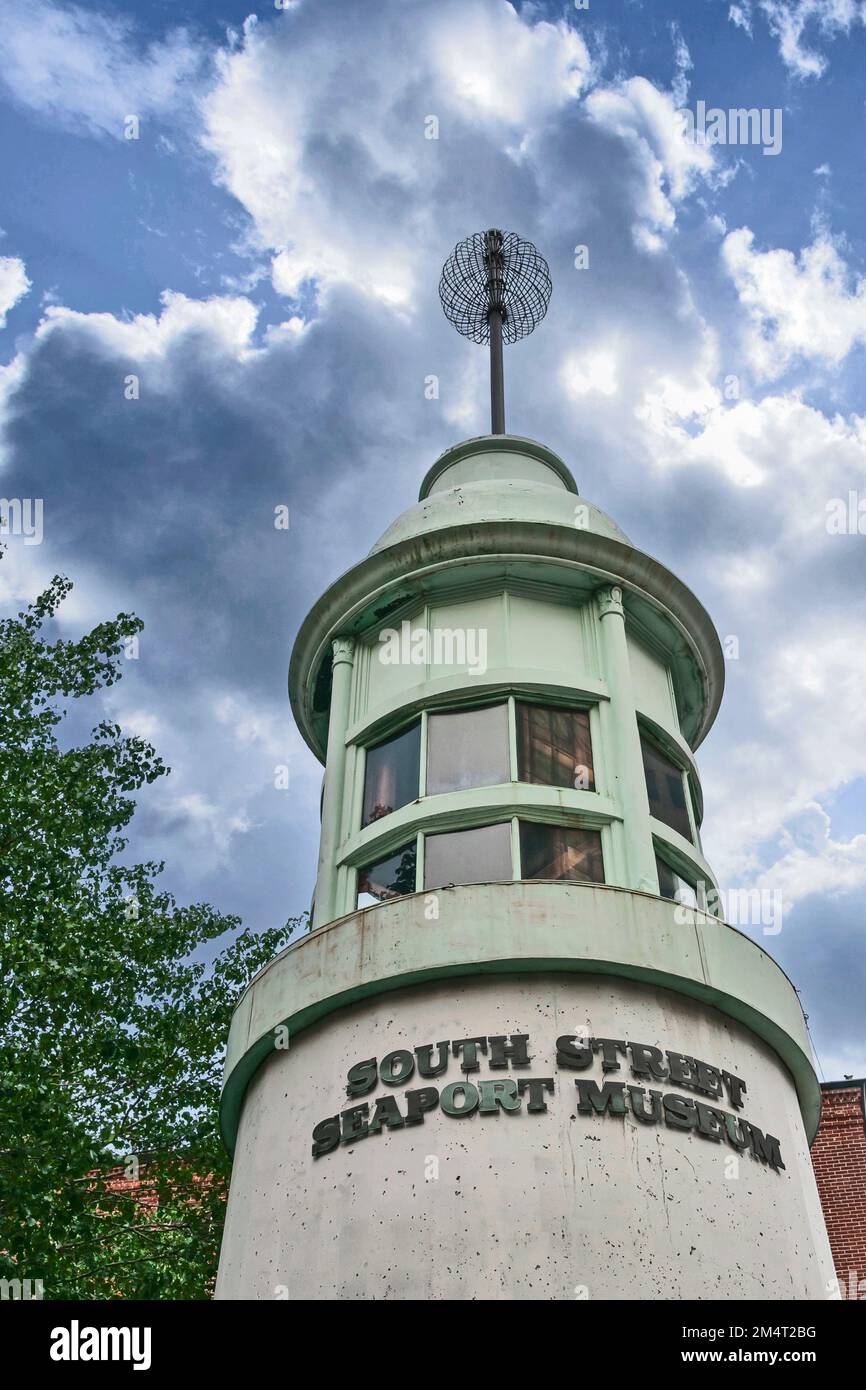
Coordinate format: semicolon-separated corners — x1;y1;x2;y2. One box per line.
217;433;833;1299
297;437;724;926
215;974;835;1301
219;882;820;1156
289;436;725;769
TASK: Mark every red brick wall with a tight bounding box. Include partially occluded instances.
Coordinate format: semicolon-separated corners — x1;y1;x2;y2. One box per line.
811;1080;866;1298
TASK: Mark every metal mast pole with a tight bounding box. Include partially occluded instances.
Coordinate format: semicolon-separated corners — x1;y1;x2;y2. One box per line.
439;227;551;439
484;229;506;434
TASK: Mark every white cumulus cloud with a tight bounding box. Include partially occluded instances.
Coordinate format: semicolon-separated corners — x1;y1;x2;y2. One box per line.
0;0;202;137
585;76;716;244
723;227;866;378
561;348;619;397
732;0;866;79
34;290;260;364
0;255;31;327
200;0;592;309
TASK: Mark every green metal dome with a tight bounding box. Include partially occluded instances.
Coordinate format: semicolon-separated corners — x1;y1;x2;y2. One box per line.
370;436;631;554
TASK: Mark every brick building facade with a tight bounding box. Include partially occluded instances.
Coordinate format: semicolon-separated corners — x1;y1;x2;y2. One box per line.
812;1079;866;1299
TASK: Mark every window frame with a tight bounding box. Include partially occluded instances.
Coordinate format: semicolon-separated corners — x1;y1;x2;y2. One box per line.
516;816;606;885
655;852;697;908
639;726;698;845
360;717;422;829
513;697;596;793
356;835;420;909
424;700;511;798
423;820;514;892
653;842;719;916
348;694;609;912
353;805;614;907
358;695;603;831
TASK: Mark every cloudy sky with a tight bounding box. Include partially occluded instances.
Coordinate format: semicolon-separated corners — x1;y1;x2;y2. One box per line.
1;0;865;1080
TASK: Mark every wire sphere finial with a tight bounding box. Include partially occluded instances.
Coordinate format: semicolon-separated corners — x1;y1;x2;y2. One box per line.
439;228;552;345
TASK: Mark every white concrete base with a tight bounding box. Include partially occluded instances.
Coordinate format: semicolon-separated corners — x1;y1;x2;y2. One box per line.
216;973;835;1301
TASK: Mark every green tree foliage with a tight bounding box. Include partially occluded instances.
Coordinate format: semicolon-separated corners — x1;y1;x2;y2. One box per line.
0;570;301;1298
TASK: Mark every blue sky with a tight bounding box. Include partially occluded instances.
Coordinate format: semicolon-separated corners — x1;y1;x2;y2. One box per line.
1;0;865;1080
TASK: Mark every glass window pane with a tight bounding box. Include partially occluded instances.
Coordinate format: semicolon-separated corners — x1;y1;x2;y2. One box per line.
655;855;698;909
641;737;693;842
675;879;699;910
357;842;417;908
426;704;509;796
519;822;604;884
516;703;594;791
655;854;677;900
424;823;512;890
362;722;420;827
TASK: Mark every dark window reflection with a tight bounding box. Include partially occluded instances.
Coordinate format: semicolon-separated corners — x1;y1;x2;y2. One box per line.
641;737;693;842
656;854;677;900
519;821;604;884
655;854;698;908
357;842;417;907
362;721;421;827
516;703;594;790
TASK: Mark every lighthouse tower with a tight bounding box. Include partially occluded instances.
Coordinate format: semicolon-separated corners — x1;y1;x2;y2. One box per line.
215;237;835;1301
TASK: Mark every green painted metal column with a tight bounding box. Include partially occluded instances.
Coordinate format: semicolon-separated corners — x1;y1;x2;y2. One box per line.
596;585;657;892
313;636;355;927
